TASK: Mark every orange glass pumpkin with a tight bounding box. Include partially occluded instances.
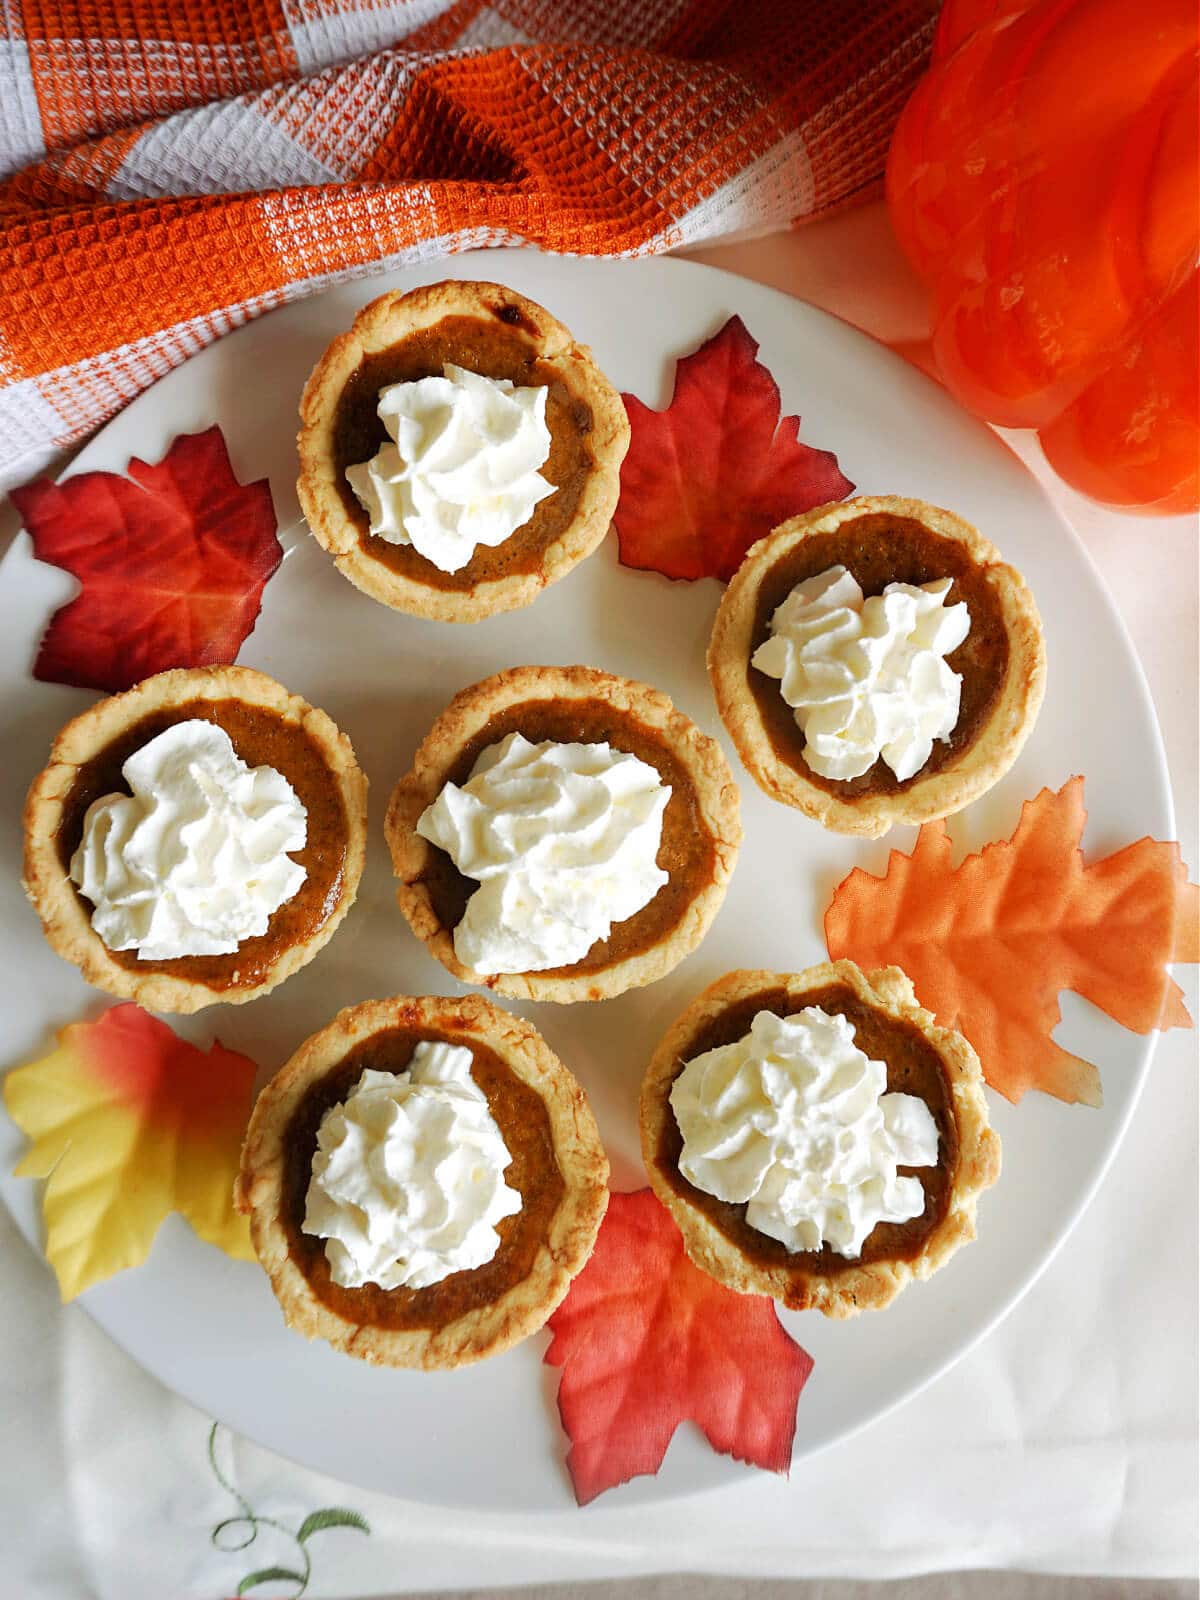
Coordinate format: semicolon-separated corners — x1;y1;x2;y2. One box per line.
886;0;1198;514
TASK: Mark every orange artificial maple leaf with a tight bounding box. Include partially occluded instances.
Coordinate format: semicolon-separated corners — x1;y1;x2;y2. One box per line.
544;1188;813;1504
825;777;1199;1106
4;1004;258;1299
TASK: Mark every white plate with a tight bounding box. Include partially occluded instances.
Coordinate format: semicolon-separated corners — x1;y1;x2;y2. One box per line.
0;252;1172;1511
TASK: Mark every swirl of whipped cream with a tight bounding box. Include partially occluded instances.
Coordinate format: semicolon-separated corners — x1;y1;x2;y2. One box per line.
416;731;670;976
751;564;971;782
670;1006;939;1258
70;720;307;961
344;363;555;573
302;1043;522;1290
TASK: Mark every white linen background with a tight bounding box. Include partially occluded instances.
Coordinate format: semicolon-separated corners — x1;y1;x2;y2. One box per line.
0;212;1196;1598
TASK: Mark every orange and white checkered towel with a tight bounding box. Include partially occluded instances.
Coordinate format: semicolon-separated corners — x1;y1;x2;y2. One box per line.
0;0;936;489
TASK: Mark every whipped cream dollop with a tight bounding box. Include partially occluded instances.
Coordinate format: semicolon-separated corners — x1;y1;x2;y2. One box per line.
670;1006;939;1258
345;363;555;573
416;731;670;976
69;719;307;961
302;1043;522;1290
751;564;971;782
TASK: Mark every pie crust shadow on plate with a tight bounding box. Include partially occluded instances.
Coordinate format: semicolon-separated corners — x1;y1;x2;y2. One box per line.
296;280;631;623
384;663;743;1004
235;993;610;1369
639;959;1001;1317
708;495;1047;837
21;665;368;1014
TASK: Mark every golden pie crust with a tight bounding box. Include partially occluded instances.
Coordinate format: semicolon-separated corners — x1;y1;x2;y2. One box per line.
297;280;630;623
708;496;1046;837
22;666;368;1014
234;993;610;1369
385;664;742;1004
640;960;1000;1317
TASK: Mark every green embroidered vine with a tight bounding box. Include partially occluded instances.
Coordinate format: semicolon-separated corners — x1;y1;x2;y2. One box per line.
208;1423;369;1596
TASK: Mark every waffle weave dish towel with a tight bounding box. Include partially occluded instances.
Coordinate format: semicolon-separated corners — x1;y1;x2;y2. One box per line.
0;0;937;488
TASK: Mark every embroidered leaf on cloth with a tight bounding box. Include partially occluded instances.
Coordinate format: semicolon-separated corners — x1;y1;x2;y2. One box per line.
544;1187;814;1505
11;426;281;693
209;1423;371;1599
825;777;1200;1107
3;1004;258;1300
614;315;853;582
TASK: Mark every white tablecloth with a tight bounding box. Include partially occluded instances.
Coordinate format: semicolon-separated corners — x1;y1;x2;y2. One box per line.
2;209;1196;1597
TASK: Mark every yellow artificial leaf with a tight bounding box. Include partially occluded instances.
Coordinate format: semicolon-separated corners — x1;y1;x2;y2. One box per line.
4;1004;258;1299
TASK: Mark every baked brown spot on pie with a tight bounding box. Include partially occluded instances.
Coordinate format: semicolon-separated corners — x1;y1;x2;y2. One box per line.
415;697;719;981
279;1023;565;1333
332;314;595;594
654;981;958;1276
747;514;1011;799
54;698;348;992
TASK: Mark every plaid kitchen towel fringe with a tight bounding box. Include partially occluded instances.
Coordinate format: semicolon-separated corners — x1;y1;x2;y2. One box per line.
0;0;937;489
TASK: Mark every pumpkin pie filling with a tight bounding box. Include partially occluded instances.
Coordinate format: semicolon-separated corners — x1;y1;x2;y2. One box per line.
414;695;719;979
748;513;1011;799
655;981;959;1275
332;313;596;593
279;1024;565;1332
54;698;349;990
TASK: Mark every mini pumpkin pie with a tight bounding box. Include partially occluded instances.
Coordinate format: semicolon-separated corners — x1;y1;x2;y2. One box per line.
23;665;367;1014
235;993;609;1368
385;665;742;1004
640;960;1000;1317
297;280;630;623
709;495;1046;837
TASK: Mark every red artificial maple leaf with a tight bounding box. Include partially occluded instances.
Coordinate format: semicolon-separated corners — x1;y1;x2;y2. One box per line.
614;315;853;582
825;777;1199;1107
12;426;281;693
544;1188;814;1504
